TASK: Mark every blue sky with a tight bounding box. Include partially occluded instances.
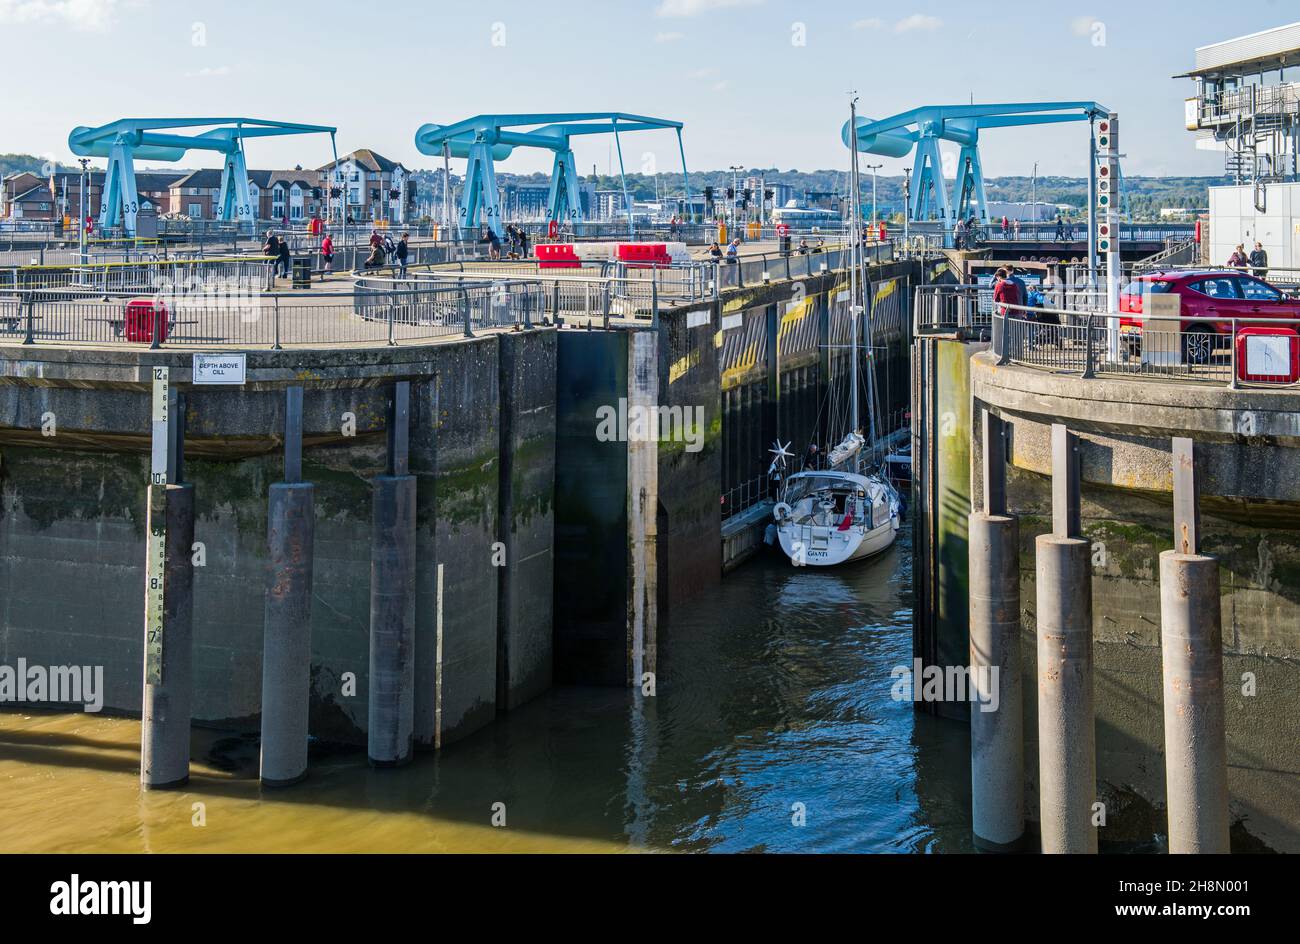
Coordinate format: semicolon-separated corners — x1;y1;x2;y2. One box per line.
0;0;1295;178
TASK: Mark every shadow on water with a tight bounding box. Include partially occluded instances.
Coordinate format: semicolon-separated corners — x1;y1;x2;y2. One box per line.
0;528;977;852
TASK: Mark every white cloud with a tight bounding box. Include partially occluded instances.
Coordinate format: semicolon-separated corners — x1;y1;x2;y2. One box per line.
656;0;761;18
1070;15;1099;37
852;17;883;30
185;65;231;78
690;66;721;79
895;14;942;33
654;31;684;42
711;80;730;93
0;0;121;31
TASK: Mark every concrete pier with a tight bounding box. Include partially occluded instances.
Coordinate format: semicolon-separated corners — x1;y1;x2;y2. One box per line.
368;474;417;766
140;482;196;789
1159;551;1230;853
967;512;1023;851
1035;534;1097;853
259;482;315;786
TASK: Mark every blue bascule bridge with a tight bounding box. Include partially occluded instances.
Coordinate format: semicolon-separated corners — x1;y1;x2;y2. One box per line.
842;101;1111;245
69;117;339;235
414;112;688;237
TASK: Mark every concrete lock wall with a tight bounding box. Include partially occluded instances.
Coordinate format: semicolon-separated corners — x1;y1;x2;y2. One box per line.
965;352;1300;852
0;332;557;747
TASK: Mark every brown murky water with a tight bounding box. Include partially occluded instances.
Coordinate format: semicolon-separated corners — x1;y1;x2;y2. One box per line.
0;531;977;853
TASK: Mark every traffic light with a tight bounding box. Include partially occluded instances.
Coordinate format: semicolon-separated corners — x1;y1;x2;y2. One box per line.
763;188;774;202
1094;111;1120;254
726;187;735;200
703;185;714;202
1098;219;1115;253
370;188;380;201
312;187;322;199
388;188;399;200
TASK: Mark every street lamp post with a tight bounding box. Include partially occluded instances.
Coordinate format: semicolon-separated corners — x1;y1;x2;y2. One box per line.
78;158;89;265
728;164;743;234
1032;161;1038;235
865;163;882;227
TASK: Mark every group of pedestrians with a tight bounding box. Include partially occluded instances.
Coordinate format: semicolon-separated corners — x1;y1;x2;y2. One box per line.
952;215;981;250
363;229;410;275
262;230;293;278
504;224;530;260
1227;242;1269;280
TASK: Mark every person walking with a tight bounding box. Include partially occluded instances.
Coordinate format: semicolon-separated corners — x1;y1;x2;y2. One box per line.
517;225;529;259
1001;216;1010;239
320;233;334;274
480;225;501;260
396;231;409;278
953;216;967;249
1249;241;1269;280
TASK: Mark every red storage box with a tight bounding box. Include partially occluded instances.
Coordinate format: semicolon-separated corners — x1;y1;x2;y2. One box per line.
535;243;580;269
125;299;168;343
1235;325;1299;384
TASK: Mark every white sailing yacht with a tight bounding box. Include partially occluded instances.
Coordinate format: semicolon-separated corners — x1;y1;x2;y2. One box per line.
770;95;901;568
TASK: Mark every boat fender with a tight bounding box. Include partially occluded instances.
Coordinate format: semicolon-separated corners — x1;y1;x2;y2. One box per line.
773;502;792;522
763;523;777;545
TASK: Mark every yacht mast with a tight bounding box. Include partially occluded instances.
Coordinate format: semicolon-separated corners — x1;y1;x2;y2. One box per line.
848;94;861;438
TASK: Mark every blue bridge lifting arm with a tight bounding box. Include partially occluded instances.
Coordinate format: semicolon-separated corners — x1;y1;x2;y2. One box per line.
414;112;688;238
69;117;339;235
842;102;1109;245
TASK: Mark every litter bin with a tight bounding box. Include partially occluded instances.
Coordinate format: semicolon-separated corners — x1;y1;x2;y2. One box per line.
779;234;792;255
292;256;312;289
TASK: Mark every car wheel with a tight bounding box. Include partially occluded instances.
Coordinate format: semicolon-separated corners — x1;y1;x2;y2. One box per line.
1182;325;1214;364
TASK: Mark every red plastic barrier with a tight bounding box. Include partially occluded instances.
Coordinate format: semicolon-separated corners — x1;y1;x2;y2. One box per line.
536;243;580;269
616;243;671;269
1235;325;1299;383
125;299;168;343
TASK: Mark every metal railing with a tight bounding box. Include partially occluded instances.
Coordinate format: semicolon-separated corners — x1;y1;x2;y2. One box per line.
2;257;276;295
993;303;1300;389
721;474;773;521
913;282;1109;335
0;278;537;349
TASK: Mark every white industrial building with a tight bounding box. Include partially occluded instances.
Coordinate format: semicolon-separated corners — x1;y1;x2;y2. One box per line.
1180;22;1300;269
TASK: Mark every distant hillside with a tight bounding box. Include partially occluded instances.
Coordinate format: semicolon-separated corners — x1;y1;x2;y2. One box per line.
0;153;78;179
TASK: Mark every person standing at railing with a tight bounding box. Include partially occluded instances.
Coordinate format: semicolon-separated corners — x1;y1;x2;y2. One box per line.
277;237;291;278
725;238;740;264
262;229;280;262
1001;216;1010;240
396;232;409;278
1226;244;1249;270
1006;266;1028;316
517;225;529;259
1249;241;1269;280
1012;219;1020;240
993;267;1021;318
953;216;966;250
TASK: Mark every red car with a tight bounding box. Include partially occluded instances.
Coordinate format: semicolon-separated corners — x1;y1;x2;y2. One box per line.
1119;270;1300;363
